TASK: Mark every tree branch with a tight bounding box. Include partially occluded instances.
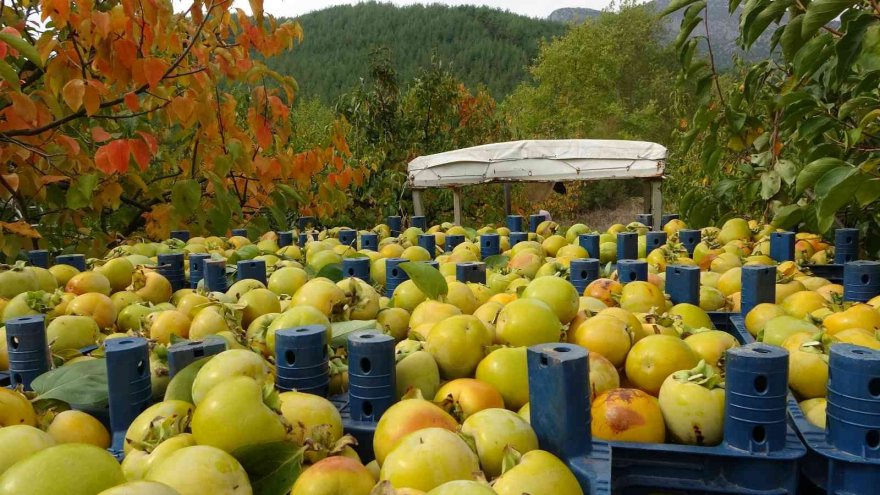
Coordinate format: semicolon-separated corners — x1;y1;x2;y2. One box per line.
703;9;725;106
0;173;28;223
91;98;173;120
1;0;218;138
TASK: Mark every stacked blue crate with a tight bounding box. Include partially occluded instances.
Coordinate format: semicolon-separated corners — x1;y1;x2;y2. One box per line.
610;343;806;494
236;259;267;285
384;258;409;298
411;216;427;230
788;345;880;494
570;259;600;295
274;325;329;396
359;232;378;251
338;229;357;247
456;262;486;284
509;232;528;247
480;233;500;259
507;215;524;232
55;253;86;271
342;257;371;281
417;234;436;257
527;343;612;495
334;331;396;461
579;233;601;260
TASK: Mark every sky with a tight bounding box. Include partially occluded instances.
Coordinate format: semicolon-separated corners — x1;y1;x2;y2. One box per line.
226;0;611;19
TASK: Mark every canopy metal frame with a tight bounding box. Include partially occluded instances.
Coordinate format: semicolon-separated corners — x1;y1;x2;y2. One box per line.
407;139;667;229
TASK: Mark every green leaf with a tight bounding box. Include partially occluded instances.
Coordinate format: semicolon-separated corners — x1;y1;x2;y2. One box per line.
835;12;873;81
816;167;860;232
65;173;99;210
0;60;20;92
855;179;880;207
745;0;792;49
802;0;858;39
796;158;848;195
792;33;833;78
214;155;233;178
232;441;304;495
207;206;232;236
31;359;109;408
839;96;877;120
331;320;378;347
674;15;703;49
772;204;803;228
171;179;201;213
798;117;836;142
660;0;702;17
165;356;216;402
859;109;880;128
775;159;798;185
680;39;699;68
760;171;782;200
399;261;448;300
725;108;747;133
315;263;343;282
277;184;303;201
815;165;856;198
483;255;509;270
0;32;44;68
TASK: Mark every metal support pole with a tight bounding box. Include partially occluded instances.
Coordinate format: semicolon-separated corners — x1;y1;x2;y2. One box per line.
504;183;512;216
412;189;424;217
452;188;462;226
650;180;663;233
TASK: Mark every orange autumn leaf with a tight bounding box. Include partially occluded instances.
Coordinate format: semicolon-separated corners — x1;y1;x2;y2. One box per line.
92;11;111;39
124;92;140;112
143;57;168;89
130;138;151;171
92;126;111;142
83;83;101;116
136;131;158;155
256;124;272;150
114;39;138;69
9;92;36;124
0;221;41;238
61;79;85;111
95;139;131;174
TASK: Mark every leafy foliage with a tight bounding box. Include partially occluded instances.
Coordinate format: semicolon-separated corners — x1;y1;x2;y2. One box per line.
332;50;511;227
503;3;684;221
0;0;357;257
665;0;880;254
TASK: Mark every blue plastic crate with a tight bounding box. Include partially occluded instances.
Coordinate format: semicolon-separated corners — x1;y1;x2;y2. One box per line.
786;346;880;495
608;343;807;495
729;315;755;343
527;343;611;495
0;371;9;387
804;264;844;284
330;394;378;462
707;311;732;332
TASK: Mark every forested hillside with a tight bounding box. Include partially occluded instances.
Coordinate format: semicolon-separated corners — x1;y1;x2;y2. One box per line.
269;2;566;103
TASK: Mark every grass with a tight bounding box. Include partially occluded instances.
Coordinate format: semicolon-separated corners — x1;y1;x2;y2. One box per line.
547;197;646;231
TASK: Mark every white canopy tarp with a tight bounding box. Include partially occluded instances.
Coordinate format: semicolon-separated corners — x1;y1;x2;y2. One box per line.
407;139;667;188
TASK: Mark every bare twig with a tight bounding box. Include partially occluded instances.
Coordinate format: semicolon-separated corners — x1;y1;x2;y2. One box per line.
703;8;725;106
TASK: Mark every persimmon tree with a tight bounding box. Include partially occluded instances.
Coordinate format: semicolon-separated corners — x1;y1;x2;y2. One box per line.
0;0;358;257
664;0;880;253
